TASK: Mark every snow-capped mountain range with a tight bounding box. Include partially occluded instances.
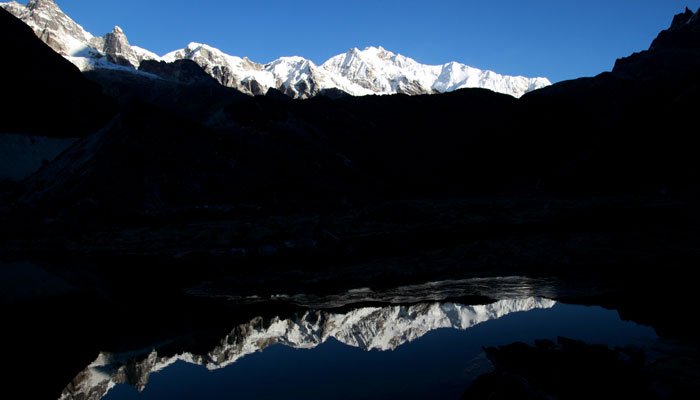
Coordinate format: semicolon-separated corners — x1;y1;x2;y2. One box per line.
59;298;556;400
1;0;550;98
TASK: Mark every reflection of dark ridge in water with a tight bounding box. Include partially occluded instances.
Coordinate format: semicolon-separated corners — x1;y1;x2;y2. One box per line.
187;276;559;308
59;298;556;400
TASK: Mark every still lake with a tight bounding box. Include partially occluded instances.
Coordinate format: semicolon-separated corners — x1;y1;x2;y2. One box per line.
61;298;656;400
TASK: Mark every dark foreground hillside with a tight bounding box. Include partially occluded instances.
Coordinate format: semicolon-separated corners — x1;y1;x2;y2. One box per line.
0;8;113;136
1;7;699;274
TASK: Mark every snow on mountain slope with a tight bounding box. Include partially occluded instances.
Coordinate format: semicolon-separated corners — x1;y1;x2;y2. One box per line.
322;46;441;95
1;0;94;57
163;44;373;97
264;56;373;98
0;0;155;70
59;298;556;400
162;42;275;95
131;45;160;62
322;46;551;97
1;0;551;98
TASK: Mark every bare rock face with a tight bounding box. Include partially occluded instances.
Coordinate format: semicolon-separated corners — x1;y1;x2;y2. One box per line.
10;0;95;56
0;0;156;69
1;0;550;98
138;59;220;86
162;43;273;96
102;26;138;67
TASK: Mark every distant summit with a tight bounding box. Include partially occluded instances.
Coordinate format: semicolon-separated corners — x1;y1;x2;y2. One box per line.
0;0;550;98
321;46;551;98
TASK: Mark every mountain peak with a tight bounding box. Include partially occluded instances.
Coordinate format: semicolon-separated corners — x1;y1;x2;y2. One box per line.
364;45;388;52
670;7;697;29
183;42;224;55
27;0;57;11
346;46;395;58
274;55;310;64
649;7;700;51
362;45;396;59
4;0;95;56
28;0;54;5
102;24;141;67
186;42;205;50
3;1;550;98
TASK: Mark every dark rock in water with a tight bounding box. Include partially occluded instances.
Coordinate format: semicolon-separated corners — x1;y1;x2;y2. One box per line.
463;337;657;399
139;59;221;86
0;8;113;137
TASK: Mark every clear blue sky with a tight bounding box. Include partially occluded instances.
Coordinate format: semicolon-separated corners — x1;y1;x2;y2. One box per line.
33;0;700;82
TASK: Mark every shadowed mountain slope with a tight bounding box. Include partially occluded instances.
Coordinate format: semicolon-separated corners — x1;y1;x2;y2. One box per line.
0;8;113;137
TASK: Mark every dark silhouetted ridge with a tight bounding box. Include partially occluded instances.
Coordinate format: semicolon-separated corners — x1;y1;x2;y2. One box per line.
0;8;113;137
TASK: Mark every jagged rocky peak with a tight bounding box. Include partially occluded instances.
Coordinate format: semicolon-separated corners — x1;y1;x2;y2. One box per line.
27;0;56;10
650;7;700;50
365;46;395;60
102;25;138;66
321;45;550;97
1;0;94;56
1;0;157;69
670;7;697;28
2;0;550;97
163;42;272;94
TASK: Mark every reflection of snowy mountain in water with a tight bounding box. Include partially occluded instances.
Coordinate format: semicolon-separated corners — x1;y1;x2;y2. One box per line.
60;298;555;400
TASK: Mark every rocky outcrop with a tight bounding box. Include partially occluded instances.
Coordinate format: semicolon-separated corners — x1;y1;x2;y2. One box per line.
162;44;374;98
138;59;221;86
0;0;156;69
613;7;700;80
101;26;139;67
162;43;273;95
9;0;95;56
463;337;655;399
650;7;700;50
1;1;550;98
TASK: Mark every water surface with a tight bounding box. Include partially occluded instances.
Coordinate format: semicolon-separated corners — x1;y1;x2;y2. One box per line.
61;298;656;400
